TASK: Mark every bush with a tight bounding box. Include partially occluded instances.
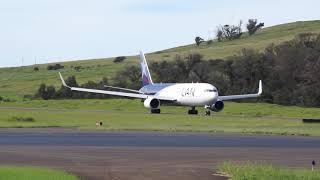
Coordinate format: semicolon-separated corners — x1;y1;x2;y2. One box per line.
113;56;126;63
47;64;64;70
34;84;56;100
216;21;243;41
33;67;39;71
247;19;264;36
195;36;204;46
0;96;13;102
74;66;82;72
8;116;35;122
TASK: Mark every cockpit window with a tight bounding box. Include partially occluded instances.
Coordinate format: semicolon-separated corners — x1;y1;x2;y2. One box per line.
204;89;217;92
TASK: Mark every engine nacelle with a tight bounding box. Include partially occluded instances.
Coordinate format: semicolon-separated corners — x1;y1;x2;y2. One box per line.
144;98;160;109
209;101;224;112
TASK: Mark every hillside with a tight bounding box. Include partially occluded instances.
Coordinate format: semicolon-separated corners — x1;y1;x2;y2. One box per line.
1;20;320;99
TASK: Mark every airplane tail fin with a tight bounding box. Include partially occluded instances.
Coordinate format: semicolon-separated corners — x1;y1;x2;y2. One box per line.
139;51;153;87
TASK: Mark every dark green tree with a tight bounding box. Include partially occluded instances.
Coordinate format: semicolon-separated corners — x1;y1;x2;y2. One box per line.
195;36;204;46
246;19;264;35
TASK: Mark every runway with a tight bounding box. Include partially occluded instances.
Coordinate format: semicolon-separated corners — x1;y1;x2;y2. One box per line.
0;128;320;180
0;129;320;148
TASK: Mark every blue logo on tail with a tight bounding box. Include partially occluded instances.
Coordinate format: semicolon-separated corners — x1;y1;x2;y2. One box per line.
143;74;151;86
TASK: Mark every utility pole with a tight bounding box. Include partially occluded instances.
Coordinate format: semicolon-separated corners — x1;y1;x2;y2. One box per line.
21;57;24;67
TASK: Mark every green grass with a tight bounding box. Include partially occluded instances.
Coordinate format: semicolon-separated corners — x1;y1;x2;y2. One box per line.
218;162;320;180
1;20;320;99
0;166;78;180
1;99;320;136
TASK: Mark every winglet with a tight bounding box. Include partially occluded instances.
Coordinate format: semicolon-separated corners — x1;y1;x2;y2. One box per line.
258;80;262;95
59;72;70;88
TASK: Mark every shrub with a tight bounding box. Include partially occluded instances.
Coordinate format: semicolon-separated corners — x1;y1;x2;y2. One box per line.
8;116;35;122
47;64;64;70
0;97;13;102
33;67;39;71
207;40;213;45
74;66;82;72
113;56;126;63
195;36;204;46
247;19;264;36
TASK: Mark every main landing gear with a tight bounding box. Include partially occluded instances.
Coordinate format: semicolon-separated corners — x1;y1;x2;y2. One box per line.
205;110;211;116
188;107;198;115
151;109;161;114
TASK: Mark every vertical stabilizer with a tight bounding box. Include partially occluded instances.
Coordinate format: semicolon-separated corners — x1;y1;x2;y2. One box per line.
139;51;153;86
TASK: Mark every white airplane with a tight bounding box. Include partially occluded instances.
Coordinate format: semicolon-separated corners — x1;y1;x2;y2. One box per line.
59;51;262;115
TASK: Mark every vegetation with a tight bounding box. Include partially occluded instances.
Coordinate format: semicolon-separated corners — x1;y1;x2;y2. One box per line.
216;21;243;41
195;36;205;46
33;66;39;72
0;166;78;180
218;162;320;180
47;64;64;71
247;19;264;35
113;56;126;63
8;116;35;122
0;96;12;102
1;99;320;136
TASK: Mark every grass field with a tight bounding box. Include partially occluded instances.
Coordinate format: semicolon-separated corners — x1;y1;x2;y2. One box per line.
218;162;320;180
0;166;78;180
1;99;320;136
1;20;320;99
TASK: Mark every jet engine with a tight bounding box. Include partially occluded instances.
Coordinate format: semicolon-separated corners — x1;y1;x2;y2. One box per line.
144;98;160;109
209;101;224;112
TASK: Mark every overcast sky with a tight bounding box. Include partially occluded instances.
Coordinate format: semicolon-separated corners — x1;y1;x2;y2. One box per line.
0;0;319;67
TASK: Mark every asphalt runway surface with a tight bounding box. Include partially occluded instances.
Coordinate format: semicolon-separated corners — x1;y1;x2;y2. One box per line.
1;128;320;180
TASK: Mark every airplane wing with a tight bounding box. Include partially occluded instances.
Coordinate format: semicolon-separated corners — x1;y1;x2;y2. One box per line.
103;85;142;94
59;73;176;101
218;80;262;101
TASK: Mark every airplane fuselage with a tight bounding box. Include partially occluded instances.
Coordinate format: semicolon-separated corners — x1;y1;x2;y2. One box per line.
140;83;218;107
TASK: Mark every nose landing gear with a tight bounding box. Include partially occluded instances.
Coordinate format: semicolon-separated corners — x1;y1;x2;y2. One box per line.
151;109;161;114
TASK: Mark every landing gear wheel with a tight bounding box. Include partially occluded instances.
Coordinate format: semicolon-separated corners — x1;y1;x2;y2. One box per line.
151;109;161;114
205;110;211;116
188;107;198;115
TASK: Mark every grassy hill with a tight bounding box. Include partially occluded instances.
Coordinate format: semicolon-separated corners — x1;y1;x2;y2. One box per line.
1;20;320;99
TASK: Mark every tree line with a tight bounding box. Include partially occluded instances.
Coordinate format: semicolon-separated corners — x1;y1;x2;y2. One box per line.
35;33;320;107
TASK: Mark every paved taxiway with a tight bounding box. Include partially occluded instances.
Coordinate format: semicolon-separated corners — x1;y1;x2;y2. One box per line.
0;128;320;179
